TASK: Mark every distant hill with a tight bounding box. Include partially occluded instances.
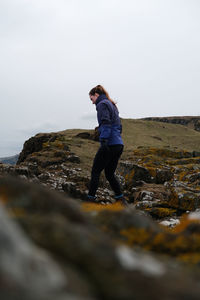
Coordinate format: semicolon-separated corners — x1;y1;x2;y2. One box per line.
120;118;200;151
142;116;200;131
0;154;19;165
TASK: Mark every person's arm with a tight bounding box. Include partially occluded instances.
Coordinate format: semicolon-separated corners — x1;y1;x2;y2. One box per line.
97;103;112;144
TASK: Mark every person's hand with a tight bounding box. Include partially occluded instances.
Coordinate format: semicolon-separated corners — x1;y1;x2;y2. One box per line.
100;139;109;151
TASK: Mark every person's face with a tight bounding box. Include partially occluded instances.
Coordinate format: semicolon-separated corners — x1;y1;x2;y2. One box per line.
90;93;99;104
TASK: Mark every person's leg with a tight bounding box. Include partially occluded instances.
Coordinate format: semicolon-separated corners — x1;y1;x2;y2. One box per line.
104;145;123;196
88;147;110;197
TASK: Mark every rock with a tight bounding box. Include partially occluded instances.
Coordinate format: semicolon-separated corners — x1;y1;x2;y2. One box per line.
187;172;200;183
155;168;173;184
0;176;87;224
1;177;200;298
66;155;80;163
169;187;200;211
0;202;68;300
17;133;56;164
119;161;152;187
76;132;92;139
160;218;181;228
116;245;165;276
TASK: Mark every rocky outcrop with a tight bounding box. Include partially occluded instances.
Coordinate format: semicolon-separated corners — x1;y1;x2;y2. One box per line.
3;132;200;224
0;183;69;300
142;116;200;131
113;147;200;223
2;177;200;299
76;126;99;141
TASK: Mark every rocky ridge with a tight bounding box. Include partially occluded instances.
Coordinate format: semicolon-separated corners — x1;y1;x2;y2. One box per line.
142;116;200;131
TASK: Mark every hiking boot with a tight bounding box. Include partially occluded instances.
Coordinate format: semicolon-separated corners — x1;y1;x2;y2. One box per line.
114;194;129;206
84;195;97;203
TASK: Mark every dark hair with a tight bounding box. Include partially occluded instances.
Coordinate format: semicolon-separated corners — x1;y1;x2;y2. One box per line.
89;85;117;107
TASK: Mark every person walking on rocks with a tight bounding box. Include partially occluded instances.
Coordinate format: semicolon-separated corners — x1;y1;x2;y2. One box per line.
86;85;127;205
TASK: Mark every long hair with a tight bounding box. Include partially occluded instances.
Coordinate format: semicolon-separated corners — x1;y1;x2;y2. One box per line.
89;85;117;107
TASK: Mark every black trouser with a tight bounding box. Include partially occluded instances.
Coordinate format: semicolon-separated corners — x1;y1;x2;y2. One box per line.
88;144;124;197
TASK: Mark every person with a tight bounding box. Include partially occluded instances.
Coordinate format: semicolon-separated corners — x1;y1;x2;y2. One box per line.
86;84;127;205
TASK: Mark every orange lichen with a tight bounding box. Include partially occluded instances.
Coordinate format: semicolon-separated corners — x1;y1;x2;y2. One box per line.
177;252;200;264
172;215;200;234
81;202;124;212
168;189;179;208
118;219;200;259
51;140;65;149
120;228;152;247
42;142;50;148
43;140;65;150
168;189;197;211
146;167;157;178
146;207;177;219
133;148;191;160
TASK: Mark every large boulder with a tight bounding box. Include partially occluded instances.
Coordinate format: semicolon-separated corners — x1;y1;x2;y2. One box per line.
1;177;200;299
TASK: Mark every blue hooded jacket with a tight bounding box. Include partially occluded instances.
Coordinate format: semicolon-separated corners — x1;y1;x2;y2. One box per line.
95;94;123;146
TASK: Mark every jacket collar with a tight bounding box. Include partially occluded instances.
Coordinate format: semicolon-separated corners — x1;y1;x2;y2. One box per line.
95;94;107;106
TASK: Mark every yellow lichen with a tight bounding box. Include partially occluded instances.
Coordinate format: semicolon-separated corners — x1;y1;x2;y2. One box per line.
177;252;200;264
146;167;157;177
146;207;177;218
172;215;200;234
120;228;152;247
81;202;124;212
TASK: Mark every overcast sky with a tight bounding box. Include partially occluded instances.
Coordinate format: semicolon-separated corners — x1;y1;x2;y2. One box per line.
1;0;200;156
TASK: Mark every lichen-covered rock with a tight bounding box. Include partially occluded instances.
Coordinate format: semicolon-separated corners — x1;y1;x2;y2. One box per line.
17;133;58;164
2;177;200;299
168;186;200;212
0;202;68;300
93;207;200;265
119;161;152;187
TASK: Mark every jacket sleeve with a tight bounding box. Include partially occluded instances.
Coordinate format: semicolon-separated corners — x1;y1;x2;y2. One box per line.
97;103;112;140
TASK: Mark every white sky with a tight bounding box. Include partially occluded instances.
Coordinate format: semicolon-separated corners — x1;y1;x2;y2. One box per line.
1;0;200;156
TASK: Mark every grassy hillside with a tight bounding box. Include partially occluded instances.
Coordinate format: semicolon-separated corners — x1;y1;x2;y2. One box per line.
57;119;200;171
121;118;200;152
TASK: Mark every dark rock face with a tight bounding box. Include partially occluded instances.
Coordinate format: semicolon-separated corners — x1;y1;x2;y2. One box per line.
17;133;57;164
116;147;200;221
142;116;200;131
